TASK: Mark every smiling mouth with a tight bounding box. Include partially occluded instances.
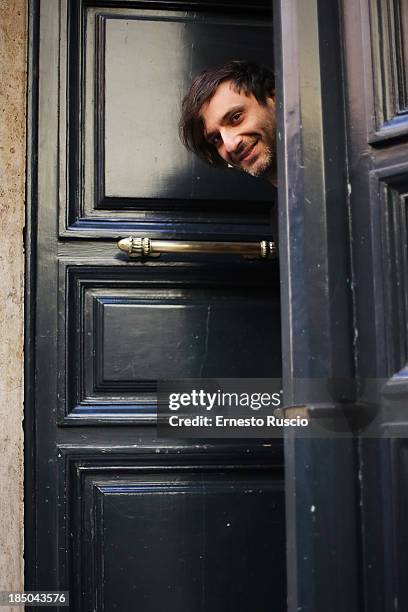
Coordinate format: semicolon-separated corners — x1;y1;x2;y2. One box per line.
238;141;258;164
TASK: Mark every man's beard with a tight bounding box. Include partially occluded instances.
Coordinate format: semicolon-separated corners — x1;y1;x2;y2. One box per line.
242;145;276;178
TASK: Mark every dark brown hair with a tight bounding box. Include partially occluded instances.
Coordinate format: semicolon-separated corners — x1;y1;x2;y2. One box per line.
179;60;275;167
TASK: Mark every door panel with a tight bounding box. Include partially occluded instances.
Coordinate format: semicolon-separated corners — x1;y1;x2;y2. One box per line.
94;10;274;201
61;259;281;424
28;0;285;609
64;2;274;237
61;449;285;611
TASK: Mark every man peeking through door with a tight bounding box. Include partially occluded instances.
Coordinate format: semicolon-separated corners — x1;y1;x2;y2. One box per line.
179;61;277;186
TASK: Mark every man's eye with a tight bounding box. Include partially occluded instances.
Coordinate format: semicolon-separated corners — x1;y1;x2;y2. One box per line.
210;136;221;146
231;112;242;123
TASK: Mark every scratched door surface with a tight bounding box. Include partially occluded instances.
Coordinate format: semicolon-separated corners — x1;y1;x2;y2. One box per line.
27;1;285;610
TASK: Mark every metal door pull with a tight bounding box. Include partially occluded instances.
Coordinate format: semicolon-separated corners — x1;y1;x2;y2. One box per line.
117;236;277;259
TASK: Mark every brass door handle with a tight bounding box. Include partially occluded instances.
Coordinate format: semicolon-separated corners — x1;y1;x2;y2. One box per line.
117;236;277;259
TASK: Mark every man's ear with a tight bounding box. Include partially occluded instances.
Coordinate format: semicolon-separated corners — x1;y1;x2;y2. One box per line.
266;90;276;108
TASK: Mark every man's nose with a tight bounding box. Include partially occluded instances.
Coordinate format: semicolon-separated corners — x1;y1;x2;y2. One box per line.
220;128;241;154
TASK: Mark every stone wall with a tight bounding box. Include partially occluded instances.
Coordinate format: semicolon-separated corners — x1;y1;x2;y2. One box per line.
0;0;26;599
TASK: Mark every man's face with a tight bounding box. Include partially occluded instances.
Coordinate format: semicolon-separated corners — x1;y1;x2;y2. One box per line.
200;80;277;181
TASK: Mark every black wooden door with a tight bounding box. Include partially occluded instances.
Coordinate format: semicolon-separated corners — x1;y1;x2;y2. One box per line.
342;1;408;610
26;1;285;610
274;0;408;611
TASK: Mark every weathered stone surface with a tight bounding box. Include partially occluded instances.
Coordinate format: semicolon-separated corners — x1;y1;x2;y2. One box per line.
0;0;26;599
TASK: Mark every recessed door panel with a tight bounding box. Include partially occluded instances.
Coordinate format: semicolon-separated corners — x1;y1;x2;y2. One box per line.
91;474;284;611
60;261;281;423
63;4;276;236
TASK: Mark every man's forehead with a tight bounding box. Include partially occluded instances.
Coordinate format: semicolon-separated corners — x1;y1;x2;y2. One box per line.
200;80;251;128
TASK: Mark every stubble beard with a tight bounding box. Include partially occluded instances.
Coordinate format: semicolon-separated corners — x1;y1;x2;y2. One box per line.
243;114;277;179
242;144;276;178
247;145;274;178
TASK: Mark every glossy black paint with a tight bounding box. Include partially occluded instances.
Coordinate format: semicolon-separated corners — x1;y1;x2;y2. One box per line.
63;445;285;611
274;0;361;610
341;0;408;610
26;0;407;610
65;0;276;238
26;0;285;610
62;259;281;424
96;14;274;202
